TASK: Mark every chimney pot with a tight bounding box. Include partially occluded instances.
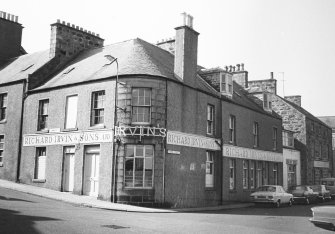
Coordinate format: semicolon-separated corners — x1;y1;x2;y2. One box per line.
233;66;236;72
7;13;11;20
67;22;70;26
241;63;244;71
236;64;241;71
15;15;18;22
84;29;87;33
11;15;14;21
62;21;66;24
57;19;60;23
229;65;233;72
80;27;83;31
187;14;194;28
72;24;75;28
88;31;91;34
181;12;187;26
270;72;274;79
97;34;100;37
3;12;6;19
76;26;79;30
92;32;95;36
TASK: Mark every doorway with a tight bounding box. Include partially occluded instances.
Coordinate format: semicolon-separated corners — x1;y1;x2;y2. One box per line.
83;145;100;197
62;146;75;192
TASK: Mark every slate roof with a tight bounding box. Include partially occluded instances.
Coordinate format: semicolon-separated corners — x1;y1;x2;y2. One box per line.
318;116;335;129
0;50;50;85
35;38;178;90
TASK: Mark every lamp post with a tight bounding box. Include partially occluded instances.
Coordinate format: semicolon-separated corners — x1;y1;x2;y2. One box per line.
104;55;119;203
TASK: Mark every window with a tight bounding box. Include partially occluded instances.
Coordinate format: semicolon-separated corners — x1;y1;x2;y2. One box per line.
132;88;151;124
273;127;277;151
253;122;259;147
256;161;262;188
65;95;78;129
206;151;214;188
242;160;249;189
35;147;46;180
229;159;236;190
282;130;294;148
38;99;49;130
311;122;315;132
227;76;233;94
207;105;214;135
91;91;105;126
250;161;255;189
0;135;4;166
287;161;297;188
220;73;233;97
263;92;272;110
273;163;278;185
220;74;226;92
0;93;7;121
125;145;153;188
262;162;269;185
229;115;236;144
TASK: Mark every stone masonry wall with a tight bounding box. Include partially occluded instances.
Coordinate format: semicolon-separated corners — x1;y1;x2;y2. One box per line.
248;79;277;95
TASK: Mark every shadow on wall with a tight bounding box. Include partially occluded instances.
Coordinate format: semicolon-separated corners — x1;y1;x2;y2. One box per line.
0;207;61;234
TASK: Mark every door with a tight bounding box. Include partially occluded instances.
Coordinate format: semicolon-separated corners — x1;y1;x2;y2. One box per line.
63;147;75;192
83;146;100;197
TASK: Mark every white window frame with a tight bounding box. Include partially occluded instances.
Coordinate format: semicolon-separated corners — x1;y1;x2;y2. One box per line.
0;135;4;166
229;115;236;144
207;104;214;135
206;151;214;188
250;160;255;189
124;145;154;188
220;73;226;92
91;91;105;126
65;95;78;129
131;88;151;125
229;159;236;190
0;93;7;121
38;99;49;131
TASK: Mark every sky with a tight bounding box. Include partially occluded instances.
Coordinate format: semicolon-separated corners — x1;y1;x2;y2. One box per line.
2;0;335;116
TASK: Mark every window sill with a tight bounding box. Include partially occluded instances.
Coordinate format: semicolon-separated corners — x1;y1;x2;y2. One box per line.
0;119;7;124
36;129;49;134
89;124;105;130
32;179;46;183
124;187;153;190
63;128;78;132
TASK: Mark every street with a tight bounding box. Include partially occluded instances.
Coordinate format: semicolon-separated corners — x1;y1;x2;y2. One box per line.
0;187;334;234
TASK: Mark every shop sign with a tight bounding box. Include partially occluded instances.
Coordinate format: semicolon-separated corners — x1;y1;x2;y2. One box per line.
313;161;329;168
166;131;221;151
286;159;297;165
223;144;283;162
167;150;181;155
115;126;166;137
23;130;114;146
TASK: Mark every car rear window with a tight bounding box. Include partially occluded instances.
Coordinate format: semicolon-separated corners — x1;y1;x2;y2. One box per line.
256;186;276;192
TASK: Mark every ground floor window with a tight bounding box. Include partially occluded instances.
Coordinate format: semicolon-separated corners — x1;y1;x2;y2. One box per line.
35;147;46;180
0;135;4;167
125;145;154;188
242;160;249;189
256;161;262;188
206;151;214;188
262;162;269;185
250;161;255;189
229;159;236;190
273;163;278;185
287;162;297;188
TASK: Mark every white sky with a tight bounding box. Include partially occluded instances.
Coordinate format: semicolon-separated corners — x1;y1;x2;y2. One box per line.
2;0;335;116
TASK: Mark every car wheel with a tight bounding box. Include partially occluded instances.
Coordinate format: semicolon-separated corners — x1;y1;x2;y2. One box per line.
306;197;310;205
288;199;293;207
275;200;280;208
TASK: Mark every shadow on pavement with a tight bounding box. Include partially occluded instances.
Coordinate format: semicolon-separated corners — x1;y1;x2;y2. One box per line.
0;207;61;234
0;195;35;203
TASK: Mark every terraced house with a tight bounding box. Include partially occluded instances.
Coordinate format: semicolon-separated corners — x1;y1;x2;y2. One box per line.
1;12;284;208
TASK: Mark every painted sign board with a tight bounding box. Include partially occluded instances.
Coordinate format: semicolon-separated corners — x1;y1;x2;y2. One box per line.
115;126;166;137
166;131;220;151
23;130;114;146
223;144;283;162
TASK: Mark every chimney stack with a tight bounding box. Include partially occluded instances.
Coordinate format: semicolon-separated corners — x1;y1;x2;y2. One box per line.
49;20;104;62
270;72;274;79
284;95;301;107
0;11;23;65
174;13;199;87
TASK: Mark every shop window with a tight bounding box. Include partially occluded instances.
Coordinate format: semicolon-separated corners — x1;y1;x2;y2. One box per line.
229;159;236;190
206;151;214;188
253;122;259;147
262;162;269;185
91;91;105;126
250;161;255;189
37;99;49;131
207;105;215;135
256;161;262;188
242;160;249;189
0;135;4;166
273;127;277;151
0;93;7;121
229;115;236;144
65;95;78;129
34;147;46;180
124;145;153;188
273;163;278;185
131;88;151;124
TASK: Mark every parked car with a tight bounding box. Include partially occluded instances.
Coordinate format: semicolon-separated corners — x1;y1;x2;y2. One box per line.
289;185;319;204
250;185;293;208
321;178;335;199
311;185;332;202
310;206;335;231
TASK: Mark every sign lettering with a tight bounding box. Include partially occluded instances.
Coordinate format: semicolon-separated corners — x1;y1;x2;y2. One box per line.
115;126;166;137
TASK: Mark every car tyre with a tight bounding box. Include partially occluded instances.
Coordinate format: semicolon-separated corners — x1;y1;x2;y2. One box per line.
288;199;293;207
306;197;310;205
275;200;280;208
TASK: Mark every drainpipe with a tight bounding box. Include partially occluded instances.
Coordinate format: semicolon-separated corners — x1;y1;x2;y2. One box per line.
162;79;168;204
16;77;28;182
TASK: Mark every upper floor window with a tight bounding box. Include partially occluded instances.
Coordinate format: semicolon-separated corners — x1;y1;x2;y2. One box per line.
206;151;214;188
273;127;278;151
263;92;272;111
65;95;78;129
0;93;7;121
38;99;49;131
0;135;4;167
229;115;236;144
253;122;259;147
132;88;151;124
282;130;294;148
207;105;214;135
91;91;105;126
220;73;233;98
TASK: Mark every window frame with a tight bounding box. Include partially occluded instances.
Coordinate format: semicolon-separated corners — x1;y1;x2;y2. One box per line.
253;122;259;147
229;158;236;190
34;147;47;181
273;163;278;185
207;104;215;135
90;90;105;126
242;160;249;189
37;99;49;131
131;88;152;125
0;93;7;121
250;160;255;189
206;151;215;188
64;95;78;130
0;135;4;167
229;115;236;144
273;127;278;151
124;144;154;189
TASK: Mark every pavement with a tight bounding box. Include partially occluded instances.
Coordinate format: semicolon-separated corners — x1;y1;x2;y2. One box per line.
0;179;254;213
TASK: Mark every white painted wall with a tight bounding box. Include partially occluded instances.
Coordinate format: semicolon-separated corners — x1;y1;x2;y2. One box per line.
283;148;301;191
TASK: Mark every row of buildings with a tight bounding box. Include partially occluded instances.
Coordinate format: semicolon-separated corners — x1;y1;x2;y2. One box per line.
0;11;333;208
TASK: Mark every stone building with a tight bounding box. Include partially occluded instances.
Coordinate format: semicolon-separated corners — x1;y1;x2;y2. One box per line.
2;13;284;208
318;116;335;176
241;76;333;185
